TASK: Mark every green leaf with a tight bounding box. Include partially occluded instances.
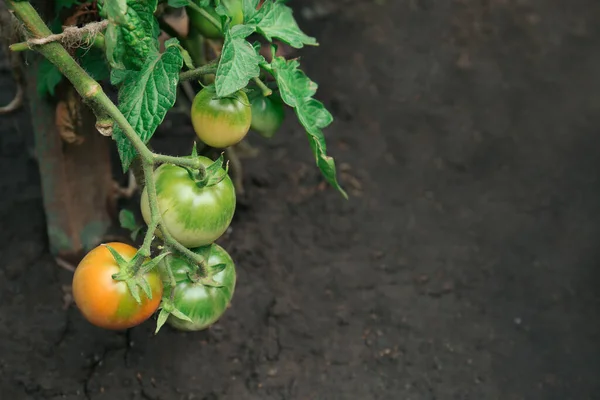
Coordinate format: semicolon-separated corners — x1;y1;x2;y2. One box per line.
243;0;260;22
37;58;63;97
112;43;184;171
252;0;318;49
269;57;347;198
167;0;190;7
105;0;160;71
103;0;128;22
110;69;132;86
214;25;263;97
269;57;317;107
104;22;122;69
77;47;110;82
119;209;138;232
54;0;80;13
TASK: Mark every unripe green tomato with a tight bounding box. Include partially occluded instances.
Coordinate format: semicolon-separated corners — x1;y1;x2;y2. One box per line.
250;93;285;138
187;0;244;40
191;87;252;148
159;244;236;332
140;157;236;248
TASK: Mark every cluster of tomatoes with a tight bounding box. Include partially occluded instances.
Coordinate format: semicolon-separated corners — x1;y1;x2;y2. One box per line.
71;74;284;334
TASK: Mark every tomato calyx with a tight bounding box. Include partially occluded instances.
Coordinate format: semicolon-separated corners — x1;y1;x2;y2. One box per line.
186;264;227;288
154;297;192;334
184;153;230;189
104;244;170;304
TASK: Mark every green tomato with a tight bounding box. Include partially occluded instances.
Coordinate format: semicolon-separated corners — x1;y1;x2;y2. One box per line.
161;244;237;331
191;87;252;148
187;0;244;40
250;93;285;138
140;156;236;248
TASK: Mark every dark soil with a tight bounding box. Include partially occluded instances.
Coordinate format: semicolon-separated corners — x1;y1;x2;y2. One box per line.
2;0;600;399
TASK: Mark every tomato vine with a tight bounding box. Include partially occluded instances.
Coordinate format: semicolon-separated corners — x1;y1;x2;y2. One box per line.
6;0;346;333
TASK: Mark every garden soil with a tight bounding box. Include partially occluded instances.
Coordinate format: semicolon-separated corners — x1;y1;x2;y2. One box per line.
1;0;600;399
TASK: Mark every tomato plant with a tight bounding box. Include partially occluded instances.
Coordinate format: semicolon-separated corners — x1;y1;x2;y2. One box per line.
191;87;252;148
159;244;236;331
72;242;163;330
6;0;347;334
249;90;285;138
140;155;236;248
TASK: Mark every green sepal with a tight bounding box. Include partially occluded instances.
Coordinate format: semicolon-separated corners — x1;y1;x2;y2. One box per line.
209;263;227;275
199;276;225;288
203;153;229;187
155;297;193;334
104;244;130;268
139;252;171;275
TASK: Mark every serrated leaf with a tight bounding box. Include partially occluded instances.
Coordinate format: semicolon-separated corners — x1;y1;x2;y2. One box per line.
37;58;63;97
103;0;127;23
105;0;160;71
270;57;316;107
269;56;347;198
215;26;263;97
110;68;132;86
104;22;122;70
119;209;138;231
77;47;110;82
243;0;260;22
112;44;184;171
252;1;318;49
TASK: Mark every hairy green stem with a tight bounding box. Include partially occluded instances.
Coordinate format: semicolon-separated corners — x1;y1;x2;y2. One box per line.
179;61;218;81
253;77;273;97
9;0;209;275
186;2;222;31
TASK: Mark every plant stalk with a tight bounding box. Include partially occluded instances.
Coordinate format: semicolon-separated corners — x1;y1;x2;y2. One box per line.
9;0;209;275
186;2;222;32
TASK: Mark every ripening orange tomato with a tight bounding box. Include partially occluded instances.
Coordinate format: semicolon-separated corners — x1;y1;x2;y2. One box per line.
72;242;163;330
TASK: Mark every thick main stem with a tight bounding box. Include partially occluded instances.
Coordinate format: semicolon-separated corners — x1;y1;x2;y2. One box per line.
9;0;209;275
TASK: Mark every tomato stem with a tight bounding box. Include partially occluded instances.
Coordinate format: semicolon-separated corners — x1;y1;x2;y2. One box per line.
8;0;212;279
179;61;218;82
253;77;273;97
186;1;222;32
